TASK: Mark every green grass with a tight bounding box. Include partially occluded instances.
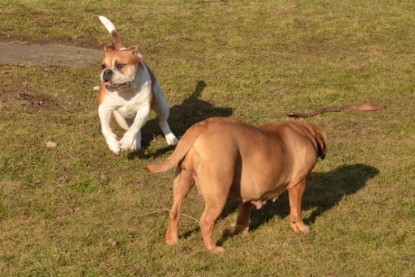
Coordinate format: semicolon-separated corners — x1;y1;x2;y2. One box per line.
1;0;415;275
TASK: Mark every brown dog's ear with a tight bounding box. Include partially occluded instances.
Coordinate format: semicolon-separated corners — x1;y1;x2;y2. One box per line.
127;45;143;60
316;130;328;160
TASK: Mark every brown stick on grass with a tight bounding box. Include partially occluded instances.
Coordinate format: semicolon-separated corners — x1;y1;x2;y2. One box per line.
286;103;385;118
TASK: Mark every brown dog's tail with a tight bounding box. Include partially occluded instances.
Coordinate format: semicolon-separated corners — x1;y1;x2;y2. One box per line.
98;16;125;49
145;123;205;173
312;125;328;160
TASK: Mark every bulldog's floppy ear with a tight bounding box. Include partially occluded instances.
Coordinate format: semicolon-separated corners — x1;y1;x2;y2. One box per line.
127;46;143;60
104;42;116;52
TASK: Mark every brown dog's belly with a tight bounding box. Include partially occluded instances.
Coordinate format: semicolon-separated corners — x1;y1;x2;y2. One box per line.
238;179;289;209
235;150;291;203
236;127;320;209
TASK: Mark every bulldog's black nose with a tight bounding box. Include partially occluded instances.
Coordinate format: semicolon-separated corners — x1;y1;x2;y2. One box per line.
103;69;113;81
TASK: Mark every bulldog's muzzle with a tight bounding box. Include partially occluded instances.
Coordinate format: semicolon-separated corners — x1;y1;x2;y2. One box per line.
103;69;113;82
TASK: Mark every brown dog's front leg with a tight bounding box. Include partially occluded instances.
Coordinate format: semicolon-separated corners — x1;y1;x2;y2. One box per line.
233;202;251;235
166;170;194;245
288;179;310;233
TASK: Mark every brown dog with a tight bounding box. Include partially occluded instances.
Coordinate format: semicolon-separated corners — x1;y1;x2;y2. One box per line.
146;117;327;253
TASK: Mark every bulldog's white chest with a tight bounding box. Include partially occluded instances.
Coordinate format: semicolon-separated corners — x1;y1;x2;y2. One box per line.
104;83;152;119
117;103;140;118
116;96;148;118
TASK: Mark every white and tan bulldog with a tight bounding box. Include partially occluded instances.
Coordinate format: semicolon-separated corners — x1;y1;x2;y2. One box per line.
97;16;178;155
146;117;327;253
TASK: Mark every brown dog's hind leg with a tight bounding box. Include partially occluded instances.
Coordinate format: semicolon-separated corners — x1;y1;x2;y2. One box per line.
288;179;310;233
233;202;251;235
199;196;227;254
166;169;194;245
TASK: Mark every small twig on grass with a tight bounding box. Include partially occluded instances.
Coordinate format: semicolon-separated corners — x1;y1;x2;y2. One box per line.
286;103;385;118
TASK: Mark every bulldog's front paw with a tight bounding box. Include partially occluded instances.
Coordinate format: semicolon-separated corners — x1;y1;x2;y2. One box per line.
106;136;120;155
165;133;178;146
119;131;136;151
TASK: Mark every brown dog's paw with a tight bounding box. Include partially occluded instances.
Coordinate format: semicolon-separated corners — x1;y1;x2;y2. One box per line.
290;222;310;233
232;226;249;236
209;246;225;254
166;235;179;245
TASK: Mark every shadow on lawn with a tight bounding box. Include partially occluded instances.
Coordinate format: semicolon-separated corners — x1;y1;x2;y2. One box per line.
129;80;233;159
215;163;379;246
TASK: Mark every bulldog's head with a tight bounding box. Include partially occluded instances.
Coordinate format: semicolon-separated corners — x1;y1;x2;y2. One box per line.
100;43;143;91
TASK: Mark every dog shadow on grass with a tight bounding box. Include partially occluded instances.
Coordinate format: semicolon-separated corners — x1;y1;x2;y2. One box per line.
128;80;233;159
215;163;379;246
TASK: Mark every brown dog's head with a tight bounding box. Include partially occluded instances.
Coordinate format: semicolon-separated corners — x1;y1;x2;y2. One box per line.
100;44;143;91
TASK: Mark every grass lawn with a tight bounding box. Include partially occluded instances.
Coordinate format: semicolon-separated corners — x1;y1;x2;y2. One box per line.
0;0;414;275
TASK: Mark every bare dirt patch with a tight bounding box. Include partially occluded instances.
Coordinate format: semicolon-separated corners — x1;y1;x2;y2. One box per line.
0;37;101;67
0;37;100;111
0;84;60;111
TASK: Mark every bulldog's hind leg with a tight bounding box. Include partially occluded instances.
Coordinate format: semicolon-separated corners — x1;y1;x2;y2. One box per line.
288;178;310;233
113;110;132;131
152;86;178;146
166;168;194;245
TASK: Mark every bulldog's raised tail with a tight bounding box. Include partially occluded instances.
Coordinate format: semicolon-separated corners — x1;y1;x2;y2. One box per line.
98;15;125;49
145;122;205;173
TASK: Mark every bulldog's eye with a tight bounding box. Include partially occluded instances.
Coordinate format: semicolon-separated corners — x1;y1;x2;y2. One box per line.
116;63;125;70
101;64;106;69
